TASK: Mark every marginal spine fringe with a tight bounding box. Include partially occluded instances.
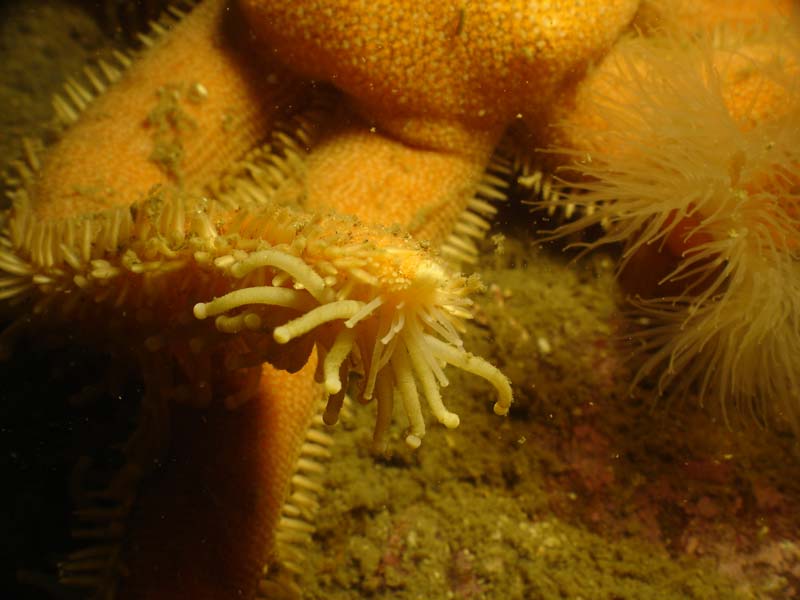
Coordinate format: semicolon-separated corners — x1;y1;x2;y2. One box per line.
257;409;335;599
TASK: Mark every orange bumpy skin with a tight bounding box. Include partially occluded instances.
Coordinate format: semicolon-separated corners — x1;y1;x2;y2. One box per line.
536;6;800;431
30;0;304;220
240;0;639;150
238;0;639;259
633;0;797;35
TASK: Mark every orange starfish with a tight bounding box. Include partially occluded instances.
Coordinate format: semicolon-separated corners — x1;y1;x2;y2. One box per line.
1;0;637;597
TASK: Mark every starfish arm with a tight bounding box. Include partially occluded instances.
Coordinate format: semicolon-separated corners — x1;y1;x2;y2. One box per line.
300;102;506;257
0;1;326;597
634;0;796;34
27;0;304;221
239;0;640;147
117;358;325;600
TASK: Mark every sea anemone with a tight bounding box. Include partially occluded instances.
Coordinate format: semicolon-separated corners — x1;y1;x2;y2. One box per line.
539;17;800;431
1;136;512;451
